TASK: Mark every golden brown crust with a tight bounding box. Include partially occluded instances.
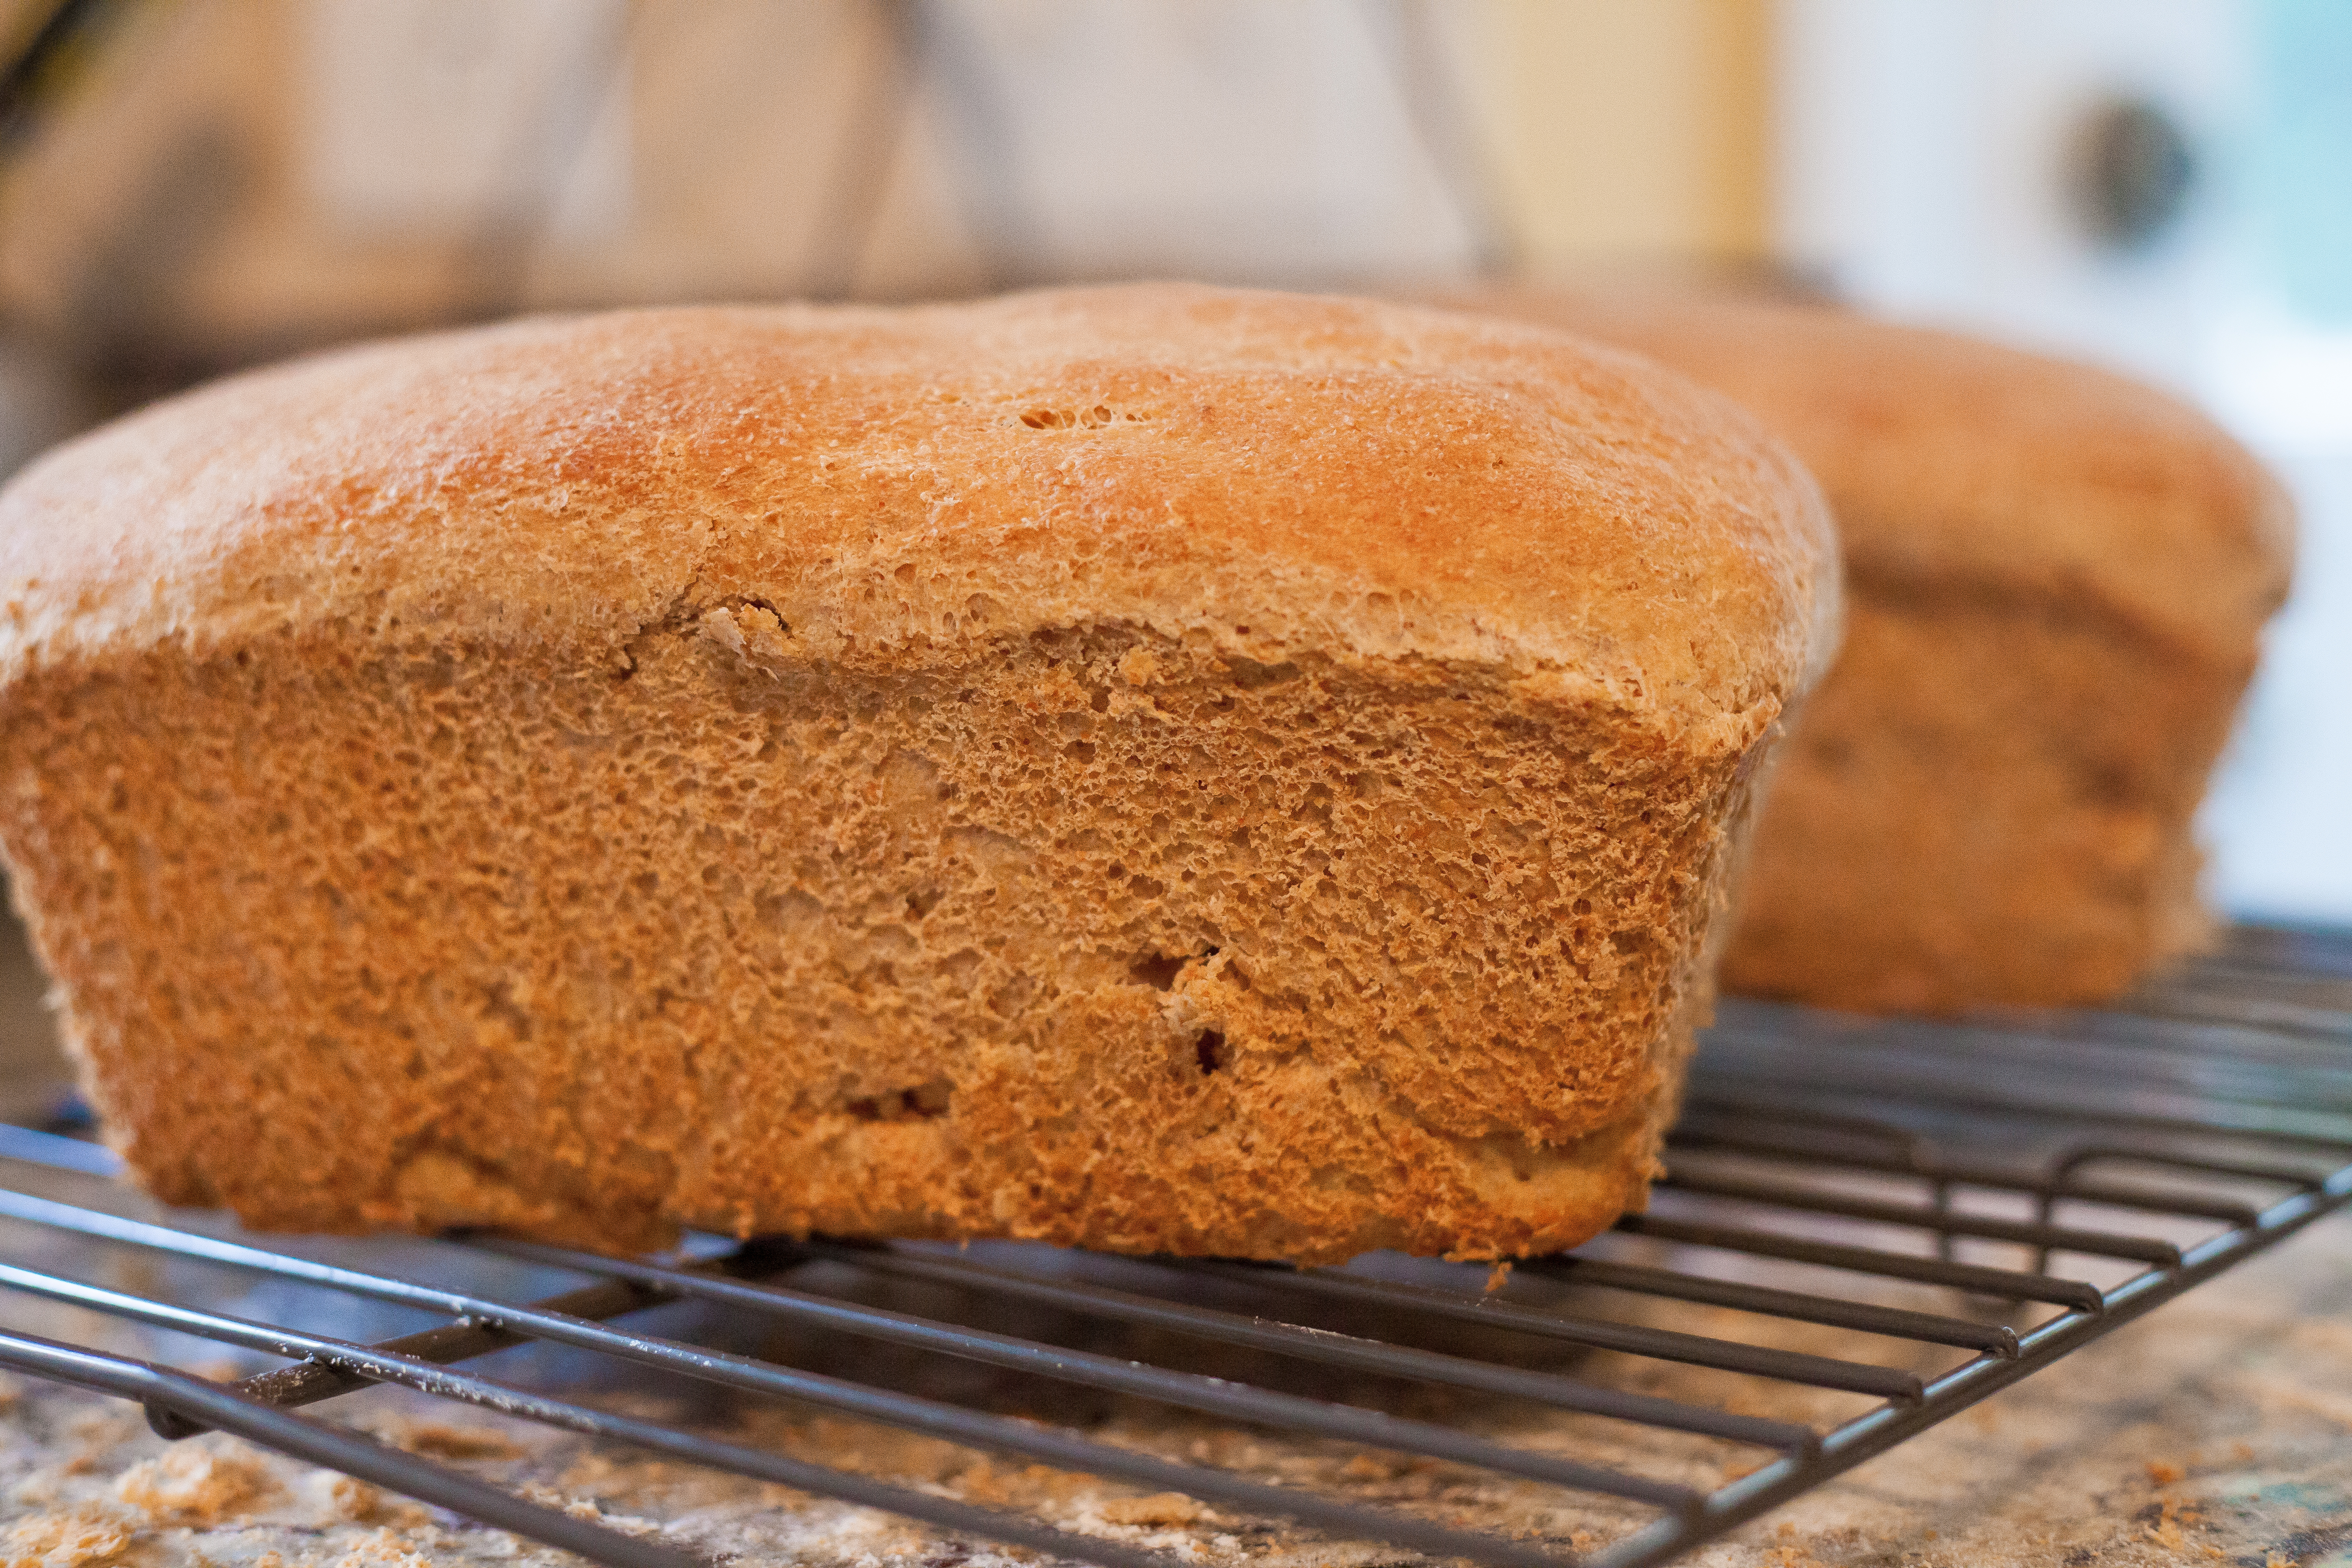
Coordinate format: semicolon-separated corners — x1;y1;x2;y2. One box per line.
1437;286;2293;1011
0;284;1835;1257
0;284;1835;736
1434;289;2291;663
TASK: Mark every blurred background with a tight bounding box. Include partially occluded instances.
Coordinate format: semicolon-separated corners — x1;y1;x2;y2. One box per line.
0;0;2344;1106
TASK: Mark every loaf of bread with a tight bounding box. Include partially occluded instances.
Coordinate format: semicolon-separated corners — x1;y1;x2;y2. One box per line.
0;285;1836;1261
1437;289;2293;1012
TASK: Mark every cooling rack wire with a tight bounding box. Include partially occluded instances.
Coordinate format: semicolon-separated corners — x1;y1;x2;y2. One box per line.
0;921;2344;1568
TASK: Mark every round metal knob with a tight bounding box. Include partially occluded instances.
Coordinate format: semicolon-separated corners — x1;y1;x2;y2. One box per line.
2072;95;2198;252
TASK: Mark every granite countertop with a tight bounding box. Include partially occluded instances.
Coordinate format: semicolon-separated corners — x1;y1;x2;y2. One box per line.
1685;1210;2352;1568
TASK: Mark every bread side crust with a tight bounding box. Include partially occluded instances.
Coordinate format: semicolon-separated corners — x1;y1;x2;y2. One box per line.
1722;578;2241;1012
0;616;1774;1261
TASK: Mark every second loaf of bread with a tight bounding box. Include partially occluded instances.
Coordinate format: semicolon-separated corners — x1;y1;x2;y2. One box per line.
1438;290;2293;1013
0;285;1838;1261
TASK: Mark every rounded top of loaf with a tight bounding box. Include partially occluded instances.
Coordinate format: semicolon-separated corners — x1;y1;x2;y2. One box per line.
1436;288;2293;663
0;283;1836;737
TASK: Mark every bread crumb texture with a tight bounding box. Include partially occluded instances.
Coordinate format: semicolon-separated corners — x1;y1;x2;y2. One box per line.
1436;287;2294;1011
0;284;1836;1259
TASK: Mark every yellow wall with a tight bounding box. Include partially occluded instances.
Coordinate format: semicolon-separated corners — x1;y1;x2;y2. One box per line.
1465;0;1773;270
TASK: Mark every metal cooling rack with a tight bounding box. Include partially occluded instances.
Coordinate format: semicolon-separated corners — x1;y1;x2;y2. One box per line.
0;922;2344;1568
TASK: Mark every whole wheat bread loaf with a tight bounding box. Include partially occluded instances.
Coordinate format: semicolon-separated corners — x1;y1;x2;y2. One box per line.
1437;288;2294;1013
0;285;1837;1260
